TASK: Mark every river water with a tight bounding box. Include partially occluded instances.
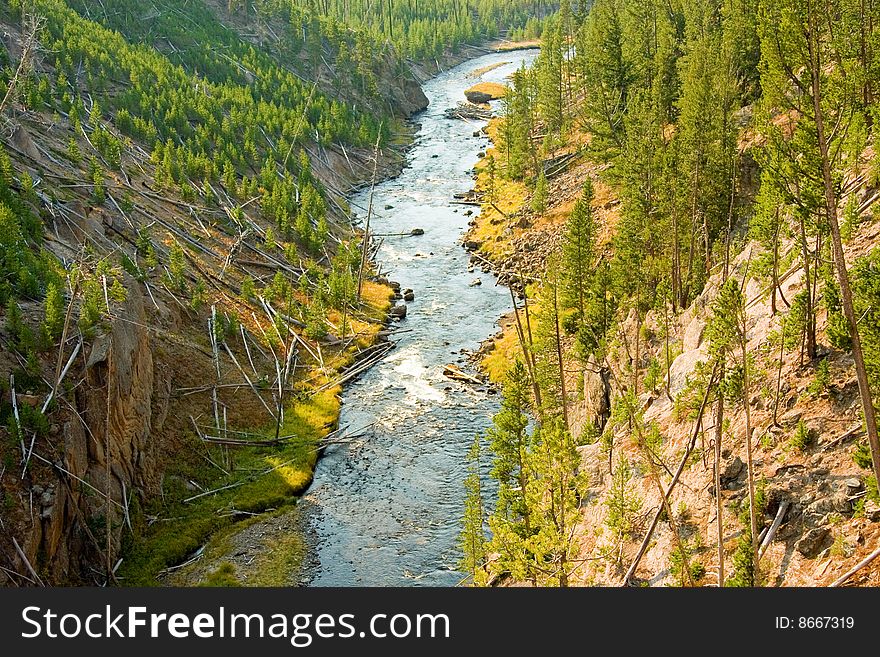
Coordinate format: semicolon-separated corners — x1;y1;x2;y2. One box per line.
299;49;539;587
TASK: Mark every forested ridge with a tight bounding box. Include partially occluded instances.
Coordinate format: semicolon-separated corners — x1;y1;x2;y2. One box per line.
462;0;880;587
0;0;547;585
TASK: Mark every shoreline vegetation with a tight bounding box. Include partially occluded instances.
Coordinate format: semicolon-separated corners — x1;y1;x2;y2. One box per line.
122;43;541;588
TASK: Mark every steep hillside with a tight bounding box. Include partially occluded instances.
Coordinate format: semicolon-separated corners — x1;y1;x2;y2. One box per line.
0;0;548;586
458;0;880;588
469;118;880;587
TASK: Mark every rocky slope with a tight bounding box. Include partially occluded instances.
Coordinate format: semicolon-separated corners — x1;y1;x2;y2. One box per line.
465;113;880;587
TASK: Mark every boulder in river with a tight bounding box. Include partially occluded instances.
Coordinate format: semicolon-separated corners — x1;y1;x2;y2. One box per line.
410;227;425;236
464;82;506;104
389;304;407;319
470;278;482;287
403;289;415;301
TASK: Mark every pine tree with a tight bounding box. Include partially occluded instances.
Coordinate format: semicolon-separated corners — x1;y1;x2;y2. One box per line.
42;281;65;344
485;359;537;582
750;167;789;315
605;454;642;552
562;179;595;321
525;417;584;586
575;0;631;160
707;277;758;582
537;16;564;135
458;436;489;586
531;170;547;214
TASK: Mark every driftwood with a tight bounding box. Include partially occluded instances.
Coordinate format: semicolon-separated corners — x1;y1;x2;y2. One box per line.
443;364;483;385
315;341;394;392
444;102;493;121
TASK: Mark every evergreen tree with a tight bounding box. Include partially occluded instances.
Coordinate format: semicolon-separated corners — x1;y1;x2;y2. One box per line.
707;277;758;582
485;360;537;582
459;436;489;586
575;0;631;160
42;280;65;344
525;417;584;586
562;179;595;321
531;170;548;215
537;16;564;135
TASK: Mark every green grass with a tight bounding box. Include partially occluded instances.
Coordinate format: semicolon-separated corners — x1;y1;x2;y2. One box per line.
118;386;339;585
201;562;240;587
247;530;307;586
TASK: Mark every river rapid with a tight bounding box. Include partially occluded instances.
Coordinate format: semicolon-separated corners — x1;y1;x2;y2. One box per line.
300;48;539;587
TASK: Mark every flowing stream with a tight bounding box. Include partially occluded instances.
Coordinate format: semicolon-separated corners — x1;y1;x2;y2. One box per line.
300;49;539;586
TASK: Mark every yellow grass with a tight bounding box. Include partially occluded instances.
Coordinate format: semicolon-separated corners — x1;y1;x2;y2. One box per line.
466;81;508;100
481;320;521;384
469;118;529;260
469;61;510;78
493;39;542;52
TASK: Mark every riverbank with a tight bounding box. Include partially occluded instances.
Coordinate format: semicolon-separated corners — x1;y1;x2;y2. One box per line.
296;49;540;586
117;281;395;585
122;48;538;587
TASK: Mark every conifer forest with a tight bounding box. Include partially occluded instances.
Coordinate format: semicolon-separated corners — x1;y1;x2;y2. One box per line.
0;0;879;588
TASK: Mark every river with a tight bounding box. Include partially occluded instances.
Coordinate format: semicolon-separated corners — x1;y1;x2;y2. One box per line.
297;49;538;587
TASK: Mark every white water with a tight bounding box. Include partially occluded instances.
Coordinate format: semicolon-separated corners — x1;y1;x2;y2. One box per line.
300;49;540;586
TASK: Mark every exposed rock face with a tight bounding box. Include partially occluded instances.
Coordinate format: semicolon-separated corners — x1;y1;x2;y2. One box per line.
11;124;41;162
578;441;608;492
797;527;832;558
399;76;429;116
19;276;168;583
720;456;745;486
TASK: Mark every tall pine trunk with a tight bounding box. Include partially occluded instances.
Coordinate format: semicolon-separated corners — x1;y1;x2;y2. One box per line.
807;18;880;494
713;368;725;587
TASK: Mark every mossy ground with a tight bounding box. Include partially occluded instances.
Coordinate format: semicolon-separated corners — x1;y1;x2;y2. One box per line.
118;284;392;586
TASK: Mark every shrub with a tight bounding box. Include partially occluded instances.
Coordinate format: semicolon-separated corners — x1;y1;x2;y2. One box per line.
806;358;830;397
788;419;812;452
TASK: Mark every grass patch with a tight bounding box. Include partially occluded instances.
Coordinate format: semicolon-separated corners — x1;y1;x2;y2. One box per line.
481;321;521;383
119;385;338;585
465;81;507;100
469;119;529;261
201;562;239;587
247;530;307;586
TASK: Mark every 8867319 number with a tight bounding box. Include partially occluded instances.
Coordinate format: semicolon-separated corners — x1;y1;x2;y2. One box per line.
775;617;854;629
